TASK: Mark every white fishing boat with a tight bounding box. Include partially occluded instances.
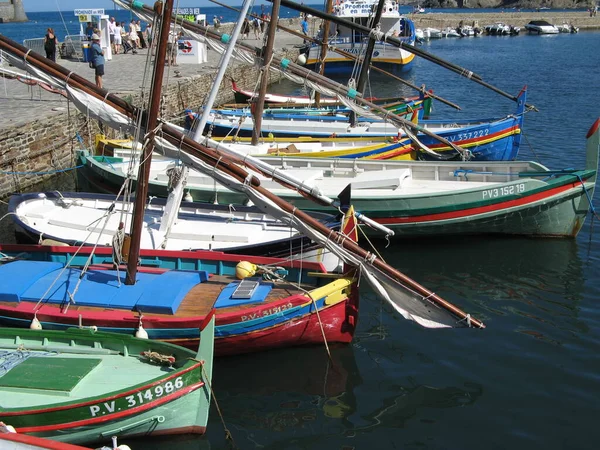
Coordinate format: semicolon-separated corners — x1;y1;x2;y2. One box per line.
303;0;416;75
9;190;343;270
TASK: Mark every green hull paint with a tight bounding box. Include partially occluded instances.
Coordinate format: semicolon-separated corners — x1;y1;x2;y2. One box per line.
0;320;214;445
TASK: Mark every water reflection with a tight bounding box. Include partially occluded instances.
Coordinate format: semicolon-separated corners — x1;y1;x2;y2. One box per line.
205;342;483;449
375;236;586;334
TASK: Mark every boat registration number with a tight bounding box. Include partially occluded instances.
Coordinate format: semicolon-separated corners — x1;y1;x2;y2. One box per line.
449;129;489;141
89;376;184;417
241;302;294;321
482;183;526;199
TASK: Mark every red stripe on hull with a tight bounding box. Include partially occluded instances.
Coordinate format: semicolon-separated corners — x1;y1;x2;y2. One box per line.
0;433;91;450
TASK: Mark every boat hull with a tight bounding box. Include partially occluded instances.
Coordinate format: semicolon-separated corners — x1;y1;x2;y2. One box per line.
0;324;214;445
0;246;358;356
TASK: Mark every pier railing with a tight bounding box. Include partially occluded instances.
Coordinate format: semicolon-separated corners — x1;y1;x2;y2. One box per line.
22;35;84;60
22;37;44;56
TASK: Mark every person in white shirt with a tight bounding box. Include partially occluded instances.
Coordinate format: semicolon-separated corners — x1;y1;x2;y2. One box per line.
108;17;117;53
129;20;140;50
166;28;178;66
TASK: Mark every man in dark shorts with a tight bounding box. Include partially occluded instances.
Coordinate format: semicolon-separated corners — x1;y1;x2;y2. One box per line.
91;34;105;88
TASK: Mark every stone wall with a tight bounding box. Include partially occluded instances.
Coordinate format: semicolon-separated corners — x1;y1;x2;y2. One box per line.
0;0;28;23
0;114;87;196
0;47;297;199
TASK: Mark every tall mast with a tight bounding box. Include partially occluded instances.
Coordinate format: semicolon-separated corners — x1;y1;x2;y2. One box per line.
251;0;281;146
314;0;333;107
192;0;254;141
126;0;174;285
350;0;385;127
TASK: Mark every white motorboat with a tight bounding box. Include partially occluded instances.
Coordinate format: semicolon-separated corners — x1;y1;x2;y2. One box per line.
524;20;559;34
441;27;460;38
421;27;442;39
556;22;578;33
484;22;510;35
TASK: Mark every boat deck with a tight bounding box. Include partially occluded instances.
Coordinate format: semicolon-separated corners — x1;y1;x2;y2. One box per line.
0;350;167;407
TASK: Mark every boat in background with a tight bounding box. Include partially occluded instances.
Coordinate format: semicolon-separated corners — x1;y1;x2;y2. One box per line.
525;20;559;34
0;318;215;445
199;87;526;161
229;79;429;113
556;22;578;33
303;0;416;75
441;27;460;38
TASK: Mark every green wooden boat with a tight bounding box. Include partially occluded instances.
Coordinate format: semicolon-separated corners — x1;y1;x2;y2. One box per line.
0;314;215;446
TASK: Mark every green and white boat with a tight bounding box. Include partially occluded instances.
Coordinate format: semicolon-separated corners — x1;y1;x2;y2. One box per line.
0;314;215;446
80;119;600;238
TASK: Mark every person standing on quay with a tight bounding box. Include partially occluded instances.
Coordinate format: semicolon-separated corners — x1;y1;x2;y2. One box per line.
108;17;117;54
44;28;57;61
91;34;105;89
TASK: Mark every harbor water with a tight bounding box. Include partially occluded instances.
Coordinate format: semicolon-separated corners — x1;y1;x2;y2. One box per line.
1;9;600;450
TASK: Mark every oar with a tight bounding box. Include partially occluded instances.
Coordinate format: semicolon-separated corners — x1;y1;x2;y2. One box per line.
209;0;461;111
272;0;537;110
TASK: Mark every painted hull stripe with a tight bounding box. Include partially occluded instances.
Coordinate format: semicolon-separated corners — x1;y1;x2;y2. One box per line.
376;180;590;224
15;382;204;433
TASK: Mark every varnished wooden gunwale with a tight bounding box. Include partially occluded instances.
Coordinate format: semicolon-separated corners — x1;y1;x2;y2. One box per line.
0;275;308;319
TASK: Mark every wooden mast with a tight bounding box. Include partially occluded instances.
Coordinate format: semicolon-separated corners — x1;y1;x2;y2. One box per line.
251;0;281;146
126;0;174;285
314;0;333;107
350;0;385;127
0;33;485;327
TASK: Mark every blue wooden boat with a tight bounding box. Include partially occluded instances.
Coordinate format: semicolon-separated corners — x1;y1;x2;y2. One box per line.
200;88;527;161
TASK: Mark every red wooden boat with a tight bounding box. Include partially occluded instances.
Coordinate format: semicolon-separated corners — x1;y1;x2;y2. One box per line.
0;244;358;356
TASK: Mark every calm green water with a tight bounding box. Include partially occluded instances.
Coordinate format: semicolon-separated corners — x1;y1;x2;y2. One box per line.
1;24;599;450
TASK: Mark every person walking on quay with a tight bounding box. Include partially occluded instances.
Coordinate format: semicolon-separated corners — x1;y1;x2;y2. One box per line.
44;28;57;62
252;16;261;39
90;34;105;89
129;20;140;53
242;18;250;39
146;22;155;55
301;15;309;43
85;22;94;39
136;20;147;49
113;21;122;54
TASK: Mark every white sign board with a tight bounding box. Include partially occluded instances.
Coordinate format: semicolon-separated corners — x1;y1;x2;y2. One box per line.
177;39;208;64
74;9;105;15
